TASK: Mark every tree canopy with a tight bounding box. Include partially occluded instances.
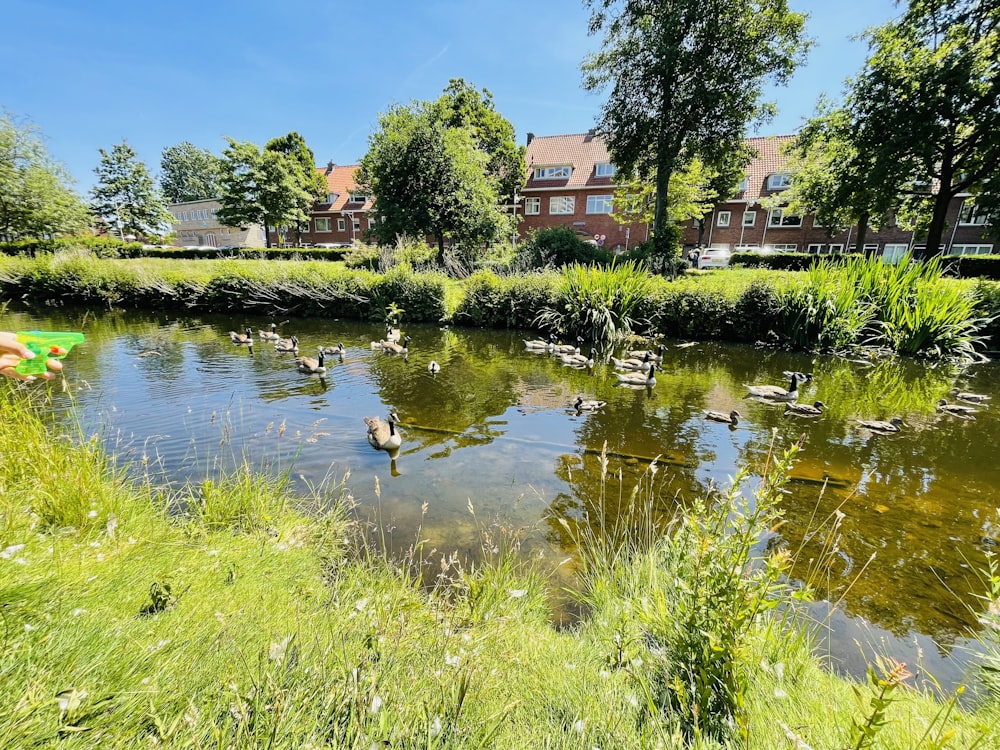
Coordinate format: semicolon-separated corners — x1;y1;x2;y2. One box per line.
582;0;809;262
90;140;172;241
0;111;90;241
159;142;223;204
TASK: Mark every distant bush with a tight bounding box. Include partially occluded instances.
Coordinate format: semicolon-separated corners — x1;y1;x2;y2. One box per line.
140;246;347;261
943;254;1000;279
0;236;144;258
453;270;560;328
730;251;866;271
516;226;614;269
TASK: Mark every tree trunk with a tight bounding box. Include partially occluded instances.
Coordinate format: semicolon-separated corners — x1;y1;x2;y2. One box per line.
855;211;869;256
264;221;272;249
653;156;674;278
436;233;446;266
922;188;953;260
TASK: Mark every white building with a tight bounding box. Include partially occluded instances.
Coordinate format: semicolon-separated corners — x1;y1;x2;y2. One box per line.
168;199;265;248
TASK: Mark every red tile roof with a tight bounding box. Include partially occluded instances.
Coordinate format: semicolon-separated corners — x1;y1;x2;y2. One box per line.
741;135;796;201
314;164;372;212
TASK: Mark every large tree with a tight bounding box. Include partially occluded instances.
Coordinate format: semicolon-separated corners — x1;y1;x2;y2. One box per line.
582;0;809;263
264;131;327;244
91;140;172;241
848;0;1000;258
0;111;89;241
159;142;222;203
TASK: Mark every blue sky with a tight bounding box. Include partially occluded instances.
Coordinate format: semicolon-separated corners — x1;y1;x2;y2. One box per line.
3;0;902;193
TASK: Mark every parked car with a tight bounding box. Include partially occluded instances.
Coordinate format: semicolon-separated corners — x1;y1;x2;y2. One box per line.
697;247;732;270
313;242;352;249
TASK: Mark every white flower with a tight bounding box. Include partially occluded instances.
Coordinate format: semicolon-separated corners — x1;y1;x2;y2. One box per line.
429;715;442;738
269;635;293;663
573;719;586;734
355;598;369;612
509;588;527;598
87;510;98;519
1;544;25;559
369;695;383;715
445;652;460;667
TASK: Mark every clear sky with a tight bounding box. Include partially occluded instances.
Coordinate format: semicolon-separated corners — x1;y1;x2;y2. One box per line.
3;0;903;194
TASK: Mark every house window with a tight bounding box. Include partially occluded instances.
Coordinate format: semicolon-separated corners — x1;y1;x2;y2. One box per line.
948;244;994;256
348;193;368;204
524;197;541;215
586;195;613;214
716;211;731;228
959;200;989;225
534;165;572;180
771;243;797;251
595;163;616;177
742;211;756;227
768;208;802;227
807;243;824;254
353;218;361;232
337;218;346;231
739;176;750;192
827;244;844;255
549;196;575;215
882;244;908;264
315;218;331;232
368;218;376;229
767;173;792;190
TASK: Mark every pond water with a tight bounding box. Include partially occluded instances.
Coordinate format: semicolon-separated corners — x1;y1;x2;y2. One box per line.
5;307;1000;689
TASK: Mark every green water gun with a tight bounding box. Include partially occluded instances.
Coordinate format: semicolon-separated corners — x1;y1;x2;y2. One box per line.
14;331;86;376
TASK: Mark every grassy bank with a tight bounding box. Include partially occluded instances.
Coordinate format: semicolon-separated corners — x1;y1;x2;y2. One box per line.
3;387;1000;747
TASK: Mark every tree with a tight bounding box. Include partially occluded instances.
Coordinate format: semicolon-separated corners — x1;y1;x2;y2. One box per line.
582;0;809;264
91;140;172;241
847;0;1000;258
0;111;89;240
263;132;326;244
159;142;222;203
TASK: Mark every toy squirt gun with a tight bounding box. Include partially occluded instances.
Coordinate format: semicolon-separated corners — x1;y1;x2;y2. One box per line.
14;331;86;376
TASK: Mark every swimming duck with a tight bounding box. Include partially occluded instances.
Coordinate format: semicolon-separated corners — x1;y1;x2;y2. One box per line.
614;363;657;387
784;400;825;417
259;323;280;341
365;411;401;452
745;373;799;401
295;349;326;375
626;344;665;362
611;352;652;371
320;342;345;357
274;335;299;353
230;327;253;345
381;335;411;355
857;417;904;433
705;409;740;426
936;399;978;417
560;349;595;367
782;370;813;384
573;395;607;412
524;333;556;351
950;388;991;404
428;360;441;374
552;337;584;355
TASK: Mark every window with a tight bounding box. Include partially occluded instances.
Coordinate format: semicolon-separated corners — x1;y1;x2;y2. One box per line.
827;244;844;255
959;200;989;225
716;211;731;228
368;218;376;229
348;193;368;204
882;244;908;264
337;218;346;231
524;197;541;215
767;173;792;190
549;196;575;215
807;243;824;254
948;244;994;256
586;195;613;214
318;193;335;205
534;165;572;180
742;211;756;227
767;208;802;227
771;243;797;251
352;218;361;232
739;176;750;192
315;218;331;232
595;163;616;177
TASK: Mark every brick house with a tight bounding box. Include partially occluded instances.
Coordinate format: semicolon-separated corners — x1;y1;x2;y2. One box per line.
268;162;373;247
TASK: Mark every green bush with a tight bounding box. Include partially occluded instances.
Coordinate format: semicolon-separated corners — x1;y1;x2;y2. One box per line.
945;254;1000;279
517;226;614;269
139;246;347;261
0;236;144;258
453;270;560;329
730;251;867;271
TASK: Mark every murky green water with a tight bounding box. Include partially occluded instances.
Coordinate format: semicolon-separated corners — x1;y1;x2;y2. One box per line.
4;307;999;687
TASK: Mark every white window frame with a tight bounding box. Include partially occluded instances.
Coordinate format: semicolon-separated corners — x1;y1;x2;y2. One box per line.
315;217;331;233
534;165;572;180
827;244;844;255
716;211;731;228
348;193;368;204
586;195;613;214
767;173;793;190
959;200;989;225
595;163;616;177
742;211;756;227
368;218;376;229
739;177;750;192
337;218;346;231
549;196;575;215
524;197;541;215
807;243;824;254
882;244;908;264
771;243;797;251
352;218;361;232
767;208;802;227
948;244;994;256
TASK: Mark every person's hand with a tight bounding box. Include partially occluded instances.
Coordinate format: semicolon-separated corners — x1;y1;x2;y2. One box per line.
0;331;63;381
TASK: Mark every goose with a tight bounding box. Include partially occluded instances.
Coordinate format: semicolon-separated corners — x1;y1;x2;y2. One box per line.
573;395;607;412
784;400;826;417
524;333;555;351
230;327;253;345
385;326;402;344
857;417;905;434
381;335;411;355
552;336;584;355
614;363;657;387
951;388;991;404
704;409;740;426
626;344;665;362
611;352;652;371
295;349;326;375
428;360;441;374
936;399;978;418
745;373;799;402
560;349;595;367
274;335;299;353
259;323;280;341
320;342;345;357
365;411;401;452
782;370;813;384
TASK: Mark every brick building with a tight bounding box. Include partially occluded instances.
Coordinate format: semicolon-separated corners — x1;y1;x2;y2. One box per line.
268;162;373;247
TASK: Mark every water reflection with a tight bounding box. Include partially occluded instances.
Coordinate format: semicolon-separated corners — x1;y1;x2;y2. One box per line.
5;307;1000;681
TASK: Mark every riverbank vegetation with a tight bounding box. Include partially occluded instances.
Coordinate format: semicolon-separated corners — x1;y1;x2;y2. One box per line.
4;386;1000;747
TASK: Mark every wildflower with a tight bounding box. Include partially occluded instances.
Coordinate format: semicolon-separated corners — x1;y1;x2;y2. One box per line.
429;715;443;738
573;719;586;734
355;598;369;612
445;652;460;667
88;510;98;519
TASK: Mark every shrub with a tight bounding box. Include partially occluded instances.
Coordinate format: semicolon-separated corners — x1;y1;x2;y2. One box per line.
453;270;560;329
517;226;613;269
0;236;144;258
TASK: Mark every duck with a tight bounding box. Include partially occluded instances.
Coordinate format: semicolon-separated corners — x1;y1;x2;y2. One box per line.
295;349;326;375
611;352;652;371
274;335;299;353
560;349;595;367
950;388;991;404
782;370;813;384
552;336;584;355
936;399;978;418
381;335;411;355
229;327;253;345
626;344;665;362
428;360;441;374
320;342;346;357
385;326;402;344
524;333;556;351
704;409;740;426
784;400;825;417
573;395;607;412
745;373;799;401
365;411;402;452
857;417;905;433
258;323;280;341
614;363;657;387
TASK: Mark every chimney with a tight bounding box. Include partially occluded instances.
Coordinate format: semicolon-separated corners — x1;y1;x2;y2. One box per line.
586;128;596;140
526;132;535;146
326;160;335;174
